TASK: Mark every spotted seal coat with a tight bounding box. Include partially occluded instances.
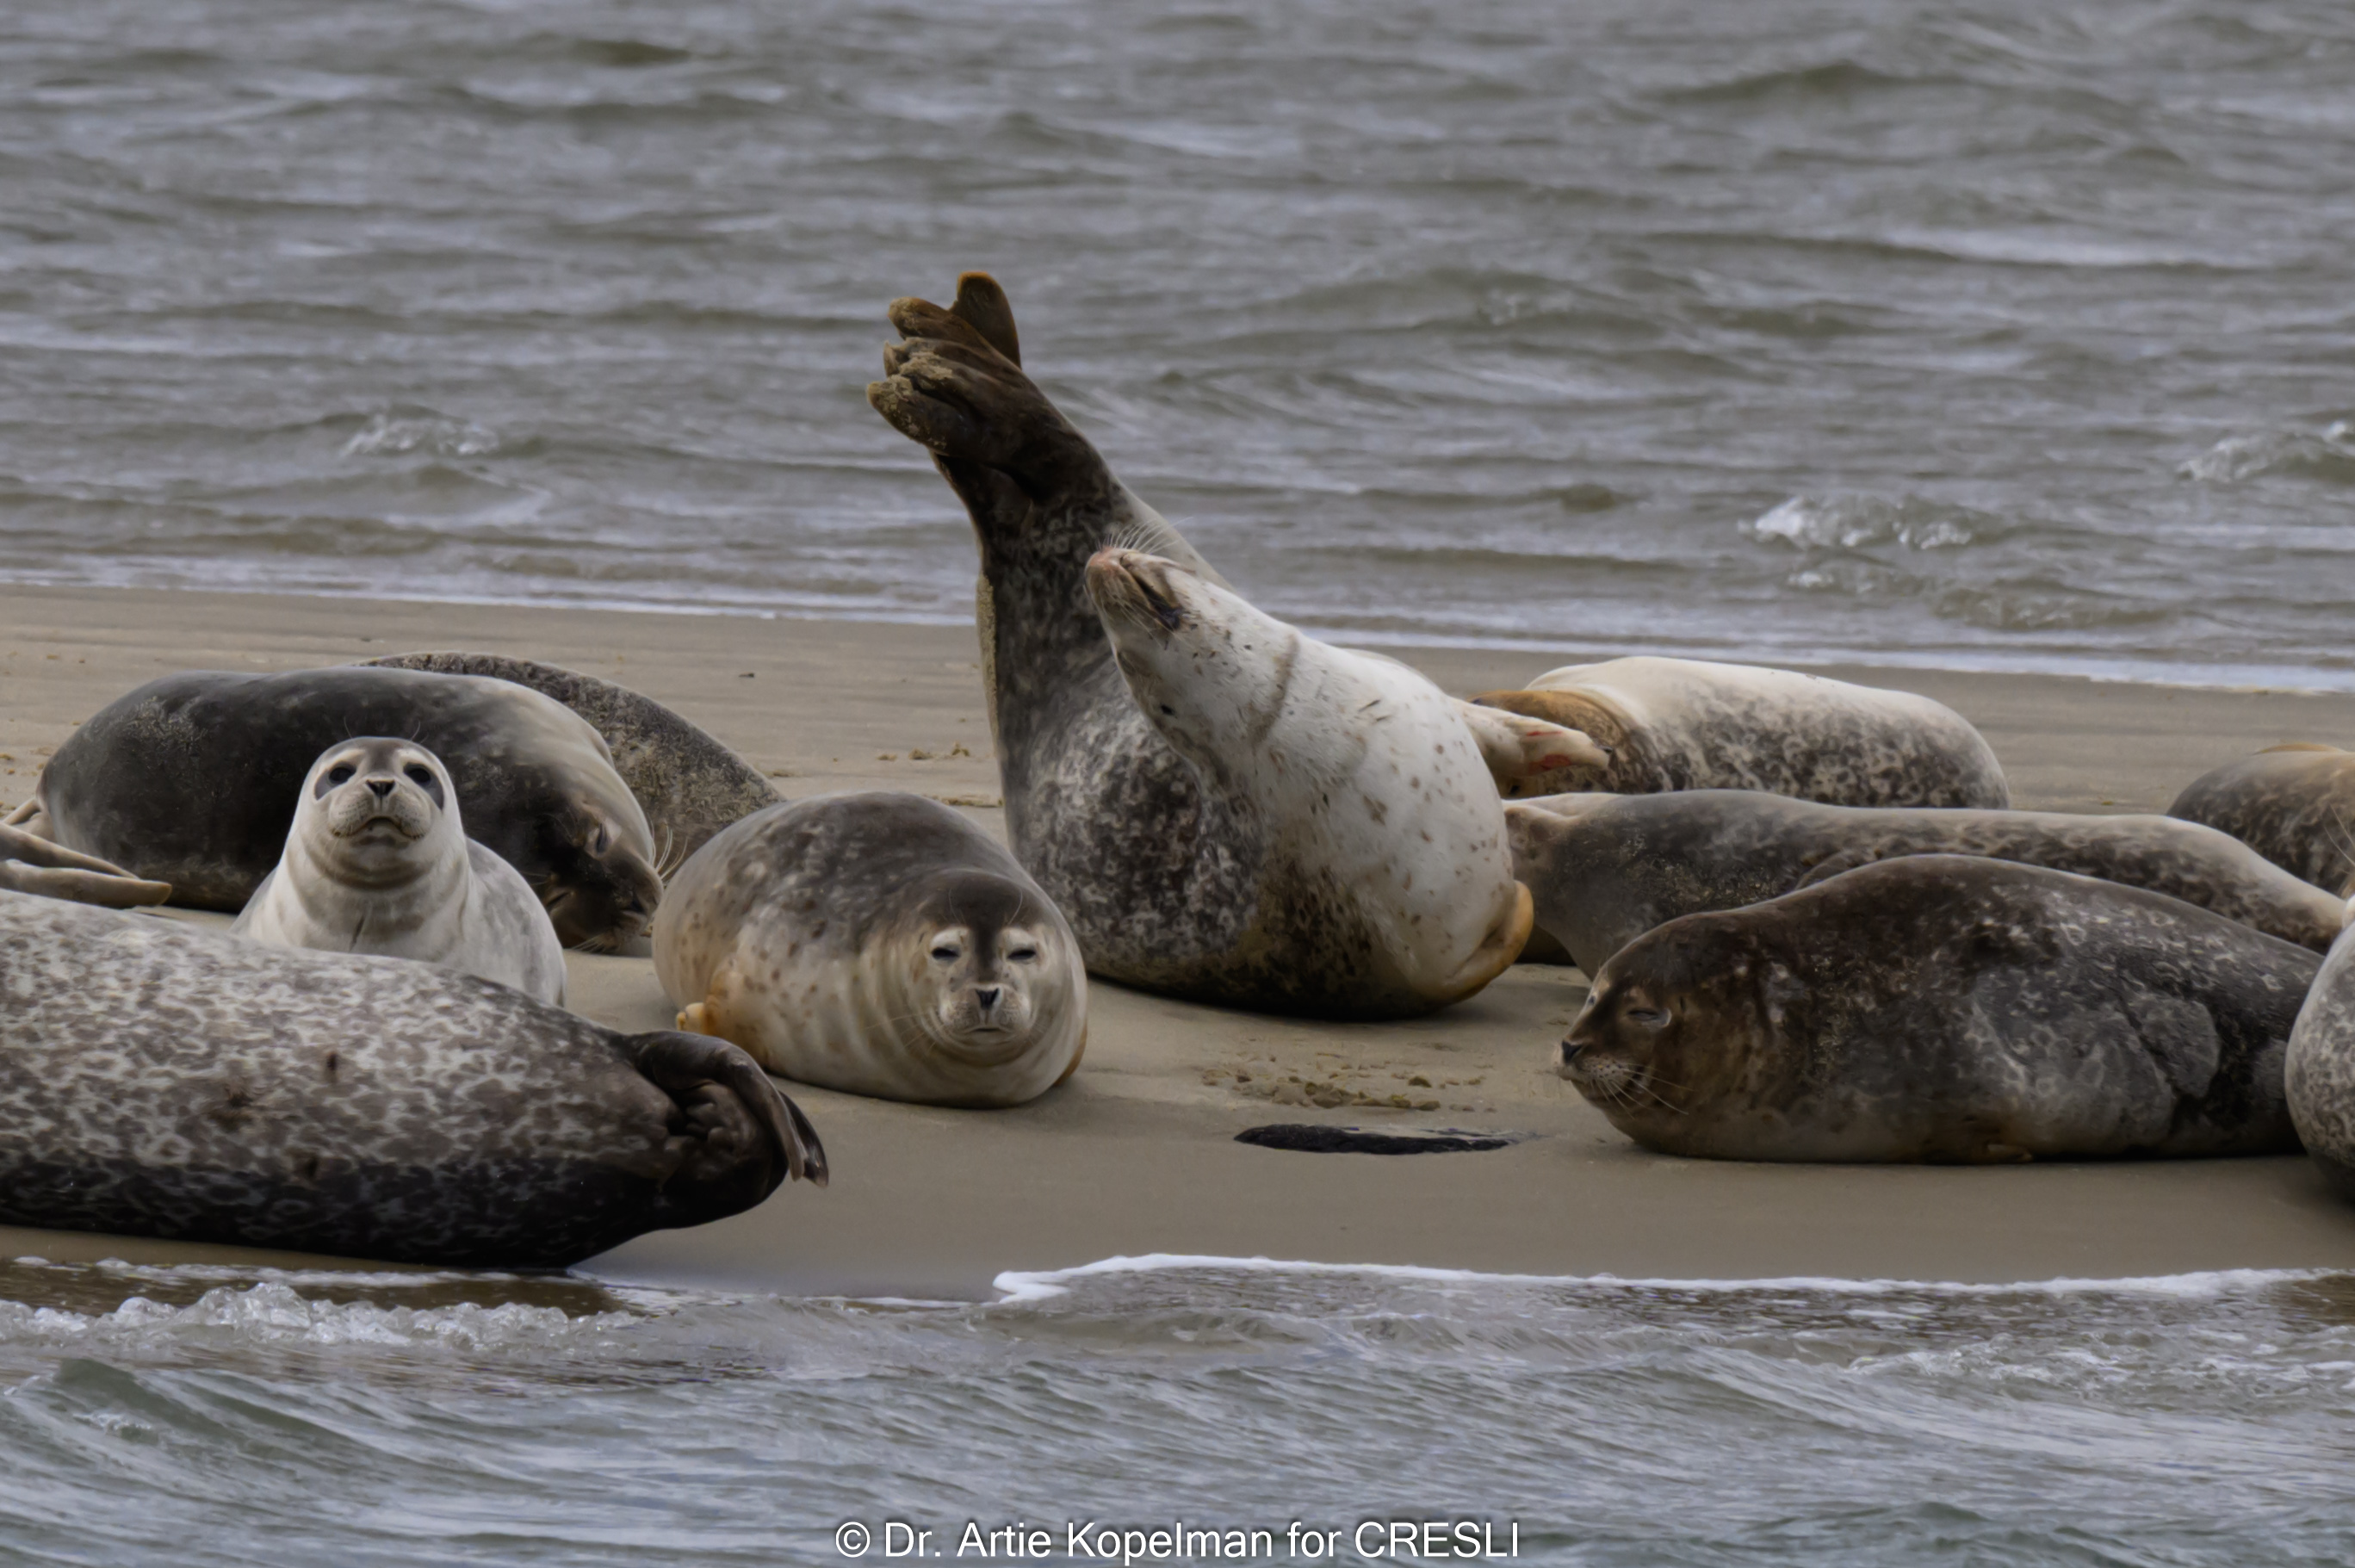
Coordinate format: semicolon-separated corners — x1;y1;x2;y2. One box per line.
0;889;824;1266
865;274;1551;1016
658;792;1086;1106
1470;656;2010;806
232;738;567;1006
2286;896;2355;1200
2168;745;2355;897
9;666;660;950
361;651;784;875
1559;856;2316;1162
1509;789;2348;973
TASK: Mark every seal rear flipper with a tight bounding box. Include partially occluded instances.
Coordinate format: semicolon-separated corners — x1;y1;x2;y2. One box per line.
1437;881;1534;1003
0;824;172;908
629;1030;831;1197
951;271;1021;365
1451;700;1610;792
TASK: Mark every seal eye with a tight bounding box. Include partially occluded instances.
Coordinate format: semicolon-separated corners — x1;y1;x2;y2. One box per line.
930;945;960;962
325;764;356;785
1625;1006;1669;1028
591;823;610;854
403;765;434;787
1008;945;1038;963
1158;704;1175;716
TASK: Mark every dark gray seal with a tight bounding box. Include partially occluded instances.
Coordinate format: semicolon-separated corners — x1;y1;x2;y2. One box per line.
2169;745;2355;897
361;652;784;876
1509;789;2349;972
1559;856;2317;1162
0;888;825;1267
10;666;661;949
869;273;1534;1017
2288;903;2355;1199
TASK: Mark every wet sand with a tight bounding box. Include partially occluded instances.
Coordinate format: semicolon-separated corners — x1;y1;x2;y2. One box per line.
4;582;2354;1295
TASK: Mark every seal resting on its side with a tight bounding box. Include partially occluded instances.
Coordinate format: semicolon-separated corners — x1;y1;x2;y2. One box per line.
658;792;1086;1106
2168;745;2355;897
9;666;660;949
232;738;567;1006
1471;655;2009;806
0;889;824;1267
360;651;784;875
865;273;1548;1017
1559;856;2316;1162
2286;895;2355;1200
1509;789;2349;973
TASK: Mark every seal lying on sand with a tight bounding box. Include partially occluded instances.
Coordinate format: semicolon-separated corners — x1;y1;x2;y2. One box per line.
361;652;783;875
0;889;824;1267
866;274;1541;1017
2287;896;2355;1200
1471;656;2010;806
1559;856;2316;1162
232;738;567;1006
0;821;170;908
659;792;1086;1106
2169;745;2355;897
1509;789;2348;972
9;666;660;949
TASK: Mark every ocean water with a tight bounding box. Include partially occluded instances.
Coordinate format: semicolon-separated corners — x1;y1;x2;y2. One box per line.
0;1;2351;687
0;1255;2350;1566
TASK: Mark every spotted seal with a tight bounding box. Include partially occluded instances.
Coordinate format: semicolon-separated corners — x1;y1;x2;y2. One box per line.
1559;856;2316;1162
0;888;824;1266
2286;896;2355;1199
1509;789;2348;972
2169;745;2355;897
1470;655;2010;805
360;651;784;875
866;274;1542;1017
657;792;1086;1106
9;666;660;949
231;738;567;1006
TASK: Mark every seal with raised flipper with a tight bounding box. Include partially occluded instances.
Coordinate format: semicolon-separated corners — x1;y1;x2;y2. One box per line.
2169;744;2355;897
865;274;1557;1018
231;738;567;1006
1470;655;2010;806
0;887;824;1267
658;791;1086;1106
2286;894;2355;1200
360;651;784;875
1559;855;2317;1162
1509;788;2349;973
9;666;661;950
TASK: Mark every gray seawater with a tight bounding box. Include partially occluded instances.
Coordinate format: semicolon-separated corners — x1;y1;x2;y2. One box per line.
0;1256;2352;1566
1;1;2352;685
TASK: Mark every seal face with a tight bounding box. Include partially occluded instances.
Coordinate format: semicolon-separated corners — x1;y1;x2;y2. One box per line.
2169;746;2355;897
656;792;1086;1107
1559;856;2317;1162
359;652;784;876
230;738;568;1006
1471;655;2011;807
0;889;824;1267
2286;898;2355;1200
866;274;1526;1018
20;666;661;949
1509;789;2351;973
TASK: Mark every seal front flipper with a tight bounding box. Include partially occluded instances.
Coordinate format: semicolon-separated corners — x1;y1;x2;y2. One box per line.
629;1029;829;1192
0;822;171;908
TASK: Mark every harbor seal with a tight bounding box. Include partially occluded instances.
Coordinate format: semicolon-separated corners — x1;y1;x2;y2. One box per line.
0;821;170;908
2169;745;2355;897
1080;548;1531;1015
1509;789;2349;972
1471;655;2011;806
657;792;1086;1106
231;738;567;1006
867;274;1536;1017
2286;896;2355;1199
12;666;661;949
361;652;784;874
1559;856;2317;1162
0;888;824;1267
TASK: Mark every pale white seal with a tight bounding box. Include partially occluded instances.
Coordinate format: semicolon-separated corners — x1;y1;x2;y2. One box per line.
232;737;567;1006
658;792;1086;1107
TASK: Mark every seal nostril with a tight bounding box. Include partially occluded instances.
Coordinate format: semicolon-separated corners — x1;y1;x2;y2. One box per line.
975;987;1001;1009
365;778;394;799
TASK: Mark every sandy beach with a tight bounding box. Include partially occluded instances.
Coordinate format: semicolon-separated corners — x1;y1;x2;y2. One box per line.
5;580;2354;1297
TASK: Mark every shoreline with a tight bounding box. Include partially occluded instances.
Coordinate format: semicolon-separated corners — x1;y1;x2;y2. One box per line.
5;581;2355;1296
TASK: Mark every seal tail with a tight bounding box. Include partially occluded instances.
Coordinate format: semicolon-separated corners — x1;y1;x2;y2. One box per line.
629;1030;831;1193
